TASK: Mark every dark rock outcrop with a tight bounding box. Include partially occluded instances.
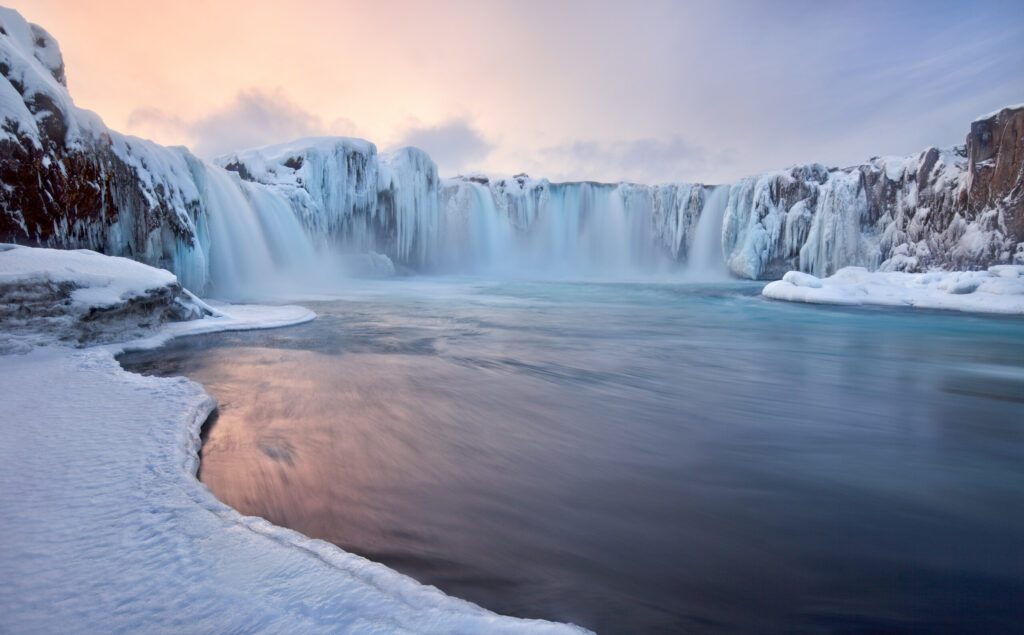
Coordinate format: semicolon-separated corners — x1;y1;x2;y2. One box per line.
967;107;1024;241
0;8;205;286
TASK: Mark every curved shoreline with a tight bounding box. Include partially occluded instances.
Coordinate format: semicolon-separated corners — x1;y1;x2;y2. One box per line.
0;305;586;634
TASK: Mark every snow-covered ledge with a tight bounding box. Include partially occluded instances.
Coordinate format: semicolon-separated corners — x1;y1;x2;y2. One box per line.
762;266;1024;315
0;245;584;634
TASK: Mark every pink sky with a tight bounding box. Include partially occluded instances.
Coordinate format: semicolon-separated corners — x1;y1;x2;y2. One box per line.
8;0;1023;183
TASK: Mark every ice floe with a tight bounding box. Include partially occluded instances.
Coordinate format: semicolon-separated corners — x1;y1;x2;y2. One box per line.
762;266;1024;315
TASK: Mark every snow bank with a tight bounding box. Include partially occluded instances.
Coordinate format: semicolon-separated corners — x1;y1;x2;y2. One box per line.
762;266;1024;315
0;243;197;308
0;244;218;352
0;246;584;634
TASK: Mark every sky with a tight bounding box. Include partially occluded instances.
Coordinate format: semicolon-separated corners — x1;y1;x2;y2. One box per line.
8;0;1024;183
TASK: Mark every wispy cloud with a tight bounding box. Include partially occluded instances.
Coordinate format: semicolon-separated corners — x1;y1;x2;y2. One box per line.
391;118;493;176
128;89;358;159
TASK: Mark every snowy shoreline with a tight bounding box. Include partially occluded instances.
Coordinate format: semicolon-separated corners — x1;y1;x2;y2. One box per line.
762;266;1024;315
0;246;585;633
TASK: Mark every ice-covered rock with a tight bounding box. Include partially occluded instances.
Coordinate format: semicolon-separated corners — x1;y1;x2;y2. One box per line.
218;137;379;239
762;265;1024;314
0;243;213;351
0;8;209;283
213;106;1024;280
722;107;1024;279
218;140;443;271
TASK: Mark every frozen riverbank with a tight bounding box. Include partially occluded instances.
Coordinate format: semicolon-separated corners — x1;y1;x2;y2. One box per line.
0;246;583;634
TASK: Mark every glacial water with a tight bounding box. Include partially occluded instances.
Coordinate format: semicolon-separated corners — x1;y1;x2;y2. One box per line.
120;280;1024;634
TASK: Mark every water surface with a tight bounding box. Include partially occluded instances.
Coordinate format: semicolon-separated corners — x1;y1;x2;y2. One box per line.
121;279;1024;633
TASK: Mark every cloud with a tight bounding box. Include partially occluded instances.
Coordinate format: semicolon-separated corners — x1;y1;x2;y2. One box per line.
540;136;733;184
127;89;358;159
391;118;493;176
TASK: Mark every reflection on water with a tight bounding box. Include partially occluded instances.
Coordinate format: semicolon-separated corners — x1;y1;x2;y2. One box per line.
121;280;1024;634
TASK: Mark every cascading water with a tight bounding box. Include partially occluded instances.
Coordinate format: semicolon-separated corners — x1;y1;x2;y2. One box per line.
168;141;743;294
196;167;333;299
685;185;732;281
436;180;681;278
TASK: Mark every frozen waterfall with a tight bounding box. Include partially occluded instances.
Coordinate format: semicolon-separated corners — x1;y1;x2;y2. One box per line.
162;142;742;296
436;177;721;278
438;181;675;278
185;165;345;300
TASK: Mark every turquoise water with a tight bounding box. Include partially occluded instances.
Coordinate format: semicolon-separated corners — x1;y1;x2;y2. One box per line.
120;280;1024;633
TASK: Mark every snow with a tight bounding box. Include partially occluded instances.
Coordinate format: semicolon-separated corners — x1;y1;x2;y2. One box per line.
0;246;585;633
762;266;1024;315
134;301;315;346
972;103;1024;123
216;137;383;241
0;243;190;308
0;7;79;146
0;243;218;353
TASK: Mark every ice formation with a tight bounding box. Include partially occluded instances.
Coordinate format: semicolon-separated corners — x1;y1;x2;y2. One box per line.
762;265;1024;315
721;142;1022;279
207;112;1024;282
1;6;1023;293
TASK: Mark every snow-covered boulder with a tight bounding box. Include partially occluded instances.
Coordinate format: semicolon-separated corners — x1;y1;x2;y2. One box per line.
762;265;1024;315
0;244;213;351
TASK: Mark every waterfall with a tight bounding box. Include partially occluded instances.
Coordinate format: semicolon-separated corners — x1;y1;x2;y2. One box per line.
685;185;731;281
436;180;677;278
196;166;333;299
160;142;746;295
